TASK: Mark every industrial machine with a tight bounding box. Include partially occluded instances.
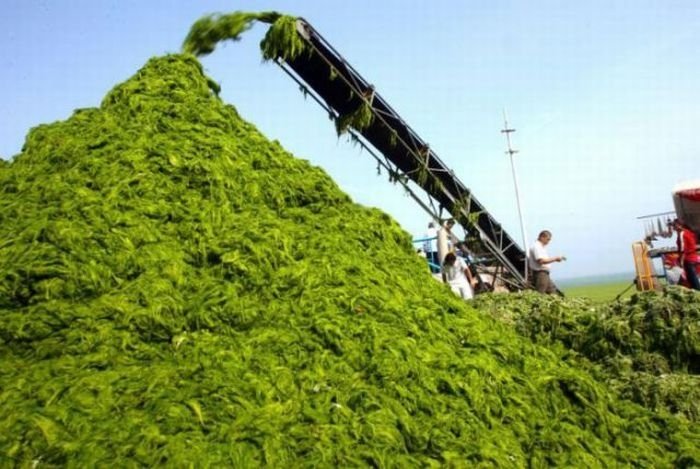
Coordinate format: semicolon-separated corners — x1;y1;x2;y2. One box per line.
633;179;700;290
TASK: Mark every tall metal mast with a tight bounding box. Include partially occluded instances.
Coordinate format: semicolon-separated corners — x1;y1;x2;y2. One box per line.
501;109;529;282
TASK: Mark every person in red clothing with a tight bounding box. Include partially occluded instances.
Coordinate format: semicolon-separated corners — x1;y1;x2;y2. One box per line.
672;219;700;290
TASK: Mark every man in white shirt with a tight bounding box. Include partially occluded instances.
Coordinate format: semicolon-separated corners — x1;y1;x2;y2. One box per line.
442;252;475;300
528;230;565;294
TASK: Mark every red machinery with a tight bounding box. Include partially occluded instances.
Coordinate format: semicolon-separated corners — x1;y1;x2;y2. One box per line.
635;180;700;289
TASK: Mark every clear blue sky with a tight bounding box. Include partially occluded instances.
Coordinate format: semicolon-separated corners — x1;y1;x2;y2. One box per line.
2;0;699;279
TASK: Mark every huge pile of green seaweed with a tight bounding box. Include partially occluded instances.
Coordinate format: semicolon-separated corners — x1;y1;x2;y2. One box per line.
0;55;698;466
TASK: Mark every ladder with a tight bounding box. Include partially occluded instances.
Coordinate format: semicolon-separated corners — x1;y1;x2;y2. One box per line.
631;241;656;291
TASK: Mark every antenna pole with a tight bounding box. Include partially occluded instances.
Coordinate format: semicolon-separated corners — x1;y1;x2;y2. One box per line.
501;109;529;282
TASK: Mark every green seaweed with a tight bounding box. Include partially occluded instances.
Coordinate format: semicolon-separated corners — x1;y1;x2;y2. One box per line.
0;42;698;469
260;15;307;62
183;10;372;137
181;11;305;63
182;11;284;57
335;100;374;136
473;288;700;421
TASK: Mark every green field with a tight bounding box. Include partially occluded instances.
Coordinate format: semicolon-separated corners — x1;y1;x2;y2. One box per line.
563;280;637;303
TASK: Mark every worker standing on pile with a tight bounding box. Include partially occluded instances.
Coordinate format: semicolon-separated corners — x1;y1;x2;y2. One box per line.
528;230;565;294
672;219;700;290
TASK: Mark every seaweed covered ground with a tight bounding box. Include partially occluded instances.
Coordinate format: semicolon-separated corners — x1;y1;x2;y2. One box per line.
473;288;700;422
1;54;699;466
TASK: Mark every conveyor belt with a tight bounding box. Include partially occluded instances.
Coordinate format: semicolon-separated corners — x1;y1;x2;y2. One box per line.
276;18;528;289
